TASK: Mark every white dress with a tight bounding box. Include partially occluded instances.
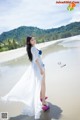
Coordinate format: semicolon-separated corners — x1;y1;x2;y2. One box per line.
0;46;45;119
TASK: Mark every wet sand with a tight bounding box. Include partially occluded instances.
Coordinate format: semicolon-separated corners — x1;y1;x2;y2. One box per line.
0;37;80;120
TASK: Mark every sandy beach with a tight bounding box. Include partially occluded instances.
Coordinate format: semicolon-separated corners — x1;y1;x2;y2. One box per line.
0;35;80;63
0;39;59;63
0;35;80;120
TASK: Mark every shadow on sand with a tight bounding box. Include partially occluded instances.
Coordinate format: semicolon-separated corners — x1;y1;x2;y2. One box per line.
9;102;63;120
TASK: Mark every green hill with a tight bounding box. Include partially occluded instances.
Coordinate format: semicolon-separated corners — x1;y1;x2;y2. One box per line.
0;22;80;51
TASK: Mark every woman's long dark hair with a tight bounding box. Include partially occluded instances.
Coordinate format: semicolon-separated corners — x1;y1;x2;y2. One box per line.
26;36;32;61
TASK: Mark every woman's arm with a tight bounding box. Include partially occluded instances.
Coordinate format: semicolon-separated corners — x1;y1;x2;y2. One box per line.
35;59;44;75
31;46;44;75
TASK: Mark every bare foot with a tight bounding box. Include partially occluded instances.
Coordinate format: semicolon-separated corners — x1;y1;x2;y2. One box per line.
42;101;48;106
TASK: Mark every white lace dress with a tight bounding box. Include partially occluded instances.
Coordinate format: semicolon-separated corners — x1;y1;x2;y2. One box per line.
0;46;45;119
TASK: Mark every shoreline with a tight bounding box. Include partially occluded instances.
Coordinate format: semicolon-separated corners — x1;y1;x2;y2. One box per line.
0;36;80;120
0;35;80;63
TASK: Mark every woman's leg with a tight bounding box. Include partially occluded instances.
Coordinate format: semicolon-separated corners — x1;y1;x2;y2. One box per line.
40;70;47;105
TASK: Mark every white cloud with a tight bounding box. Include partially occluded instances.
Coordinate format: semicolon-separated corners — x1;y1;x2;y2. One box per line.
0;0;80;34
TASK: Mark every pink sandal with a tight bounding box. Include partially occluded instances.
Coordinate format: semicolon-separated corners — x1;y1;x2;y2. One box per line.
42;104;50;111
40;96;48;102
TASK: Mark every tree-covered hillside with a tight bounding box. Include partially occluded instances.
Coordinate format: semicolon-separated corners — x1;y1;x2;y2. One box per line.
0;22;80;51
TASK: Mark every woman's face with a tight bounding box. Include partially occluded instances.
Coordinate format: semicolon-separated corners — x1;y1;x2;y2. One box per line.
30;37;36;46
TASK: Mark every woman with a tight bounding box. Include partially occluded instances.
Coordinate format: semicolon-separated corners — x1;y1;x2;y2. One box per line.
0;36;50;119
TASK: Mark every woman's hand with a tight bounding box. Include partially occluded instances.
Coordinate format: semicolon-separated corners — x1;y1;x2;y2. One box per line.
40;68;44;75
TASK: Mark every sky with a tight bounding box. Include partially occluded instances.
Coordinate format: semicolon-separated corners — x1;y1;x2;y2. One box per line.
0;0;80;34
